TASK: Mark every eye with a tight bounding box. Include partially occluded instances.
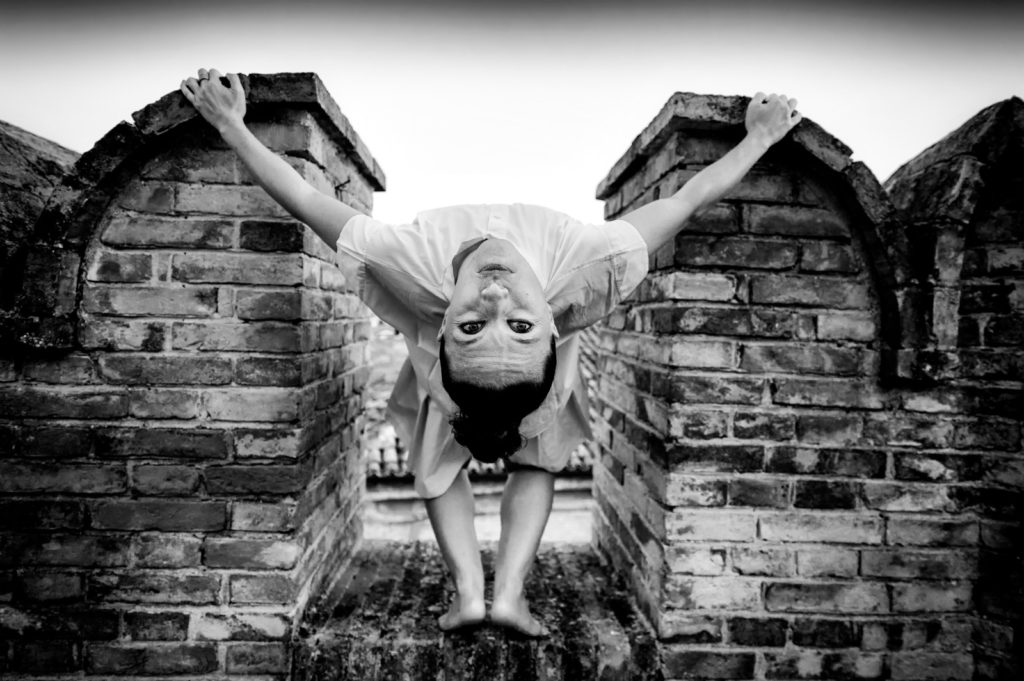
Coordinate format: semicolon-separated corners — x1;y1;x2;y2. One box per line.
508;320;534;333
459;321;484;335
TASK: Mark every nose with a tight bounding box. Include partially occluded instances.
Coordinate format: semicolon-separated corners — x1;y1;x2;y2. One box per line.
480;280;509;303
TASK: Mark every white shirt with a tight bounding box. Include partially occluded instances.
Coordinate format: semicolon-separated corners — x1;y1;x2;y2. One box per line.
336;203;648;498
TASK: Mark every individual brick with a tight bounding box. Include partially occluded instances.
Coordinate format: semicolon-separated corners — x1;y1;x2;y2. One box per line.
128;388;200;419
10;641;78;673
745;204;847;237
81;284;218;317
204;538;302;569
797;549;859;578
667;444;764;473
663;375;764;405
172;320;302;352
728;478;790;508
94;428;229;459
764;651;886;680
891;652;973;681
730;546;794;576
665;576;761;610
657;613;722;642
886;516;979;546
666;511;756;541
85;642;218;675
733;411;796;440
767;447;886;478
79;318;167;351
231;502;297;531
765;582;889;613
665;547;727;575
662;648;756;680
194;613;291;640
87;251;153;282
235;357;303;386
98;354;232;385
88;572;220;604
172;252;303;284
204;464;309;495
204;388;301;422
13;572;85;603
800;241;859;273
0;462;127;494
239;219;305;251
860;549;977;580
759;512;883;544
749;275;870;309
790;618;860;647
90;500;227;531
132;533;203;568
742;344;863;376
225;641;290;674
124;611;190;641
0;533;131;567
892;583;973;612
728;617;788;646
229;574;296;604
131;465;201;495
674;236;799;270
794;480;860;509
0;386;127;419
0;500;85;530
101;215;234;248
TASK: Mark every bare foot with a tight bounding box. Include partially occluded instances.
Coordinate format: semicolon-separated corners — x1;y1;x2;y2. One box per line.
490;595;548;637
438;591;486;631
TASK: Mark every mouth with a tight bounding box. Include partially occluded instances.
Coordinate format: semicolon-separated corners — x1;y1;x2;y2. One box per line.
479;264;513;273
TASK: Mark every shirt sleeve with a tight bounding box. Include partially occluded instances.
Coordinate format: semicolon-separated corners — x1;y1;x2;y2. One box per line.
335;214;449;337
546;218;650;333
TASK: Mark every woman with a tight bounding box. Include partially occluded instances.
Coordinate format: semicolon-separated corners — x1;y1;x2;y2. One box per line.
181;69;800;636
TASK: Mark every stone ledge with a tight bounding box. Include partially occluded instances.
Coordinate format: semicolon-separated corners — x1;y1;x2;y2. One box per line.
295;540;659;681
131;72;385;191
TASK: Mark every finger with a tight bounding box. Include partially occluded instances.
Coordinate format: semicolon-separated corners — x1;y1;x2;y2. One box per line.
183;77;201;95
791;111;803;126
209;68;226;88
198;68;209;79
753;91;766;104
228;72;242;91
787;97;798;110
180;81;196;104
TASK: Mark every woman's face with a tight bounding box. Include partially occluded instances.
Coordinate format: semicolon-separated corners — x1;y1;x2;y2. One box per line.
442;238;555;387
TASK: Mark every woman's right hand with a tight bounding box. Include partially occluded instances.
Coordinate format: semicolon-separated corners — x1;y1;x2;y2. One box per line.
180;68;246;134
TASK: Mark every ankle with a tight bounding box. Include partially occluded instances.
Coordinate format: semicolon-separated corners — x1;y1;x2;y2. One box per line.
492;579;525;603
453;574;485;598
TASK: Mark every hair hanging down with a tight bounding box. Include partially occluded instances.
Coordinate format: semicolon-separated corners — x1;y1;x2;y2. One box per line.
439;337;557;464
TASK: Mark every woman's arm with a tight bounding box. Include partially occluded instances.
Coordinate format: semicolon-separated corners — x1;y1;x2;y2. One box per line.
621;92;801;254
180;68;362;248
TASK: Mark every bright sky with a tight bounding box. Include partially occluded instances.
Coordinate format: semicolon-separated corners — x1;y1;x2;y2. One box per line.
2;0;1022;225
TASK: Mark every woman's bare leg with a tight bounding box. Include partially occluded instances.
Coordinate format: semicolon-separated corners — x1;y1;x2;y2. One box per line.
424;469;486;630
491;468;555;636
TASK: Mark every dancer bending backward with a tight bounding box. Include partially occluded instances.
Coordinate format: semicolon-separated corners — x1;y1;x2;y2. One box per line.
181;69;800;636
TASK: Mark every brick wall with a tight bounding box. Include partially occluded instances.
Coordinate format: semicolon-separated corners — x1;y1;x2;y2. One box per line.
0;73;384;679
588;94;1022;680
886;96;1024;681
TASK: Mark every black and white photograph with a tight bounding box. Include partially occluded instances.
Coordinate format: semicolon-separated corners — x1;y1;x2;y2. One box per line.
1;1;1022;679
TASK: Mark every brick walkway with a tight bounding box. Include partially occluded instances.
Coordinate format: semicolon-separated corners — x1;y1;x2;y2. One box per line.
294;541;659;680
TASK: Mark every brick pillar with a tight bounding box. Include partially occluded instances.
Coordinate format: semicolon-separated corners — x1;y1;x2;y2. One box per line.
588;93;991;679
0;73;384;679
886;96;1024;681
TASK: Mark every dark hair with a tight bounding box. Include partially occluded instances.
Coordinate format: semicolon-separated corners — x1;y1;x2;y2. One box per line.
439;336;557;464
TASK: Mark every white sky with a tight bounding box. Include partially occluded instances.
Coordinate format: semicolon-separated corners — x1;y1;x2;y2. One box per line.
1;1;1022;225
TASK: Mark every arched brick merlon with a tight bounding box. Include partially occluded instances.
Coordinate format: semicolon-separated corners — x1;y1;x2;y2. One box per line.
3;72;385;355
596;92;920;384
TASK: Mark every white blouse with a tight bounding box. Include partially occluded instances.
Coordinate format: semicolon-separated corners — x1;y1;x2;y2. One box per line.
336;203;649;499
